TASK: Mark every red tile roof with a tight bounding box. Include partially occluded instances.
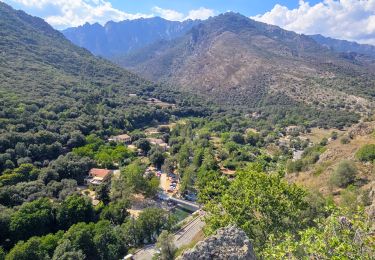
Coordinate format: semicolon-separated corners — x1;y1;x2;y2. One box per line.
89;168;112;178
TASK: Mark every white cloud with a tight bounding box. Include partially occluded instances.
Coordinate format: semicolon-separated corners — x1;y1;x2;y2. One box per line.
7;0;215;28
252;0;375;45
152;6;184;21
9;0;153;28
153;6;214;21
186;7;215;20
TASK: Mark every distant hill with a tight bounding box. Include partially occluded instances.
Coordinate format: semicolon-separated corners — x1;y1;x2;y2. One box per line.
310;34;375;58
118;13;375;116
0;2;208;134
62;17;200;58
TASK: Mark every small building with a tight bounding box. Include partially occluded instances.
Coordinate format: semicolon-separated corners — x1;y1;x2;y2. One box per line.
147;138;169;151
108;134;132;144
85;168;113;186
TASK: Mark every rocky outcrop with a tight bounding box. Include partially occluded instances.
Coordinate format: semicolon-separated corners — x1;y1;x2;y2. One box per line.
177;226;256;260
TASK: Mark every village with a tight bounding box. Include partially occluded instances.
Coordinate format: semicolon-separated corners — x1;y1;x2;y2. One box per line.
79;123;199;224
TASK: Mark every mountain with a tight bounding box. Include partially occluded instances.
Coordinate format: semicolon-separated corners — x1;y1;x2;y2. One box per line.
118;13;375;115
310;34;375;58
62;18;200;58
0;1;208;140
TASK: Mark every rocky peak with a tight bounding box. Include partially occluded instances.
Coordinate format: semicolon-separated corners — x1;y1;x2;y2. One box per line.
177;226;256;260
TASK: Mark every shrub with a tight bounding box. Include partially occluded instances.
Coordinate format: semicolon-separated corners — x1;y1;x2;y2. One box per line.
355;144;375;162
330;160;357;187
340;136;350;144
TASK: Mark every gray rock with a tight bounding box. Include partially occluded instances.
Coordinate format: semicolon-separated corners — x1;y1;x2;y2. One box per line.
177;226;256;260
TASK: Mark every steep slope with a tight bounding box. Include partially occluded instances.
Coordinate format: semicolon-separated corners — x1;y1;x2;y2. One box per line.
0;1;210;149
310;34;375;58
62;17;200;58
119;13;375;114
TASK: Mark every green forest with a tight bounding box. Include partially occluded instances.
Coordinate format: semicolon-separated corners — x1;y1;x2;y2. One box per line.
0;2;374;260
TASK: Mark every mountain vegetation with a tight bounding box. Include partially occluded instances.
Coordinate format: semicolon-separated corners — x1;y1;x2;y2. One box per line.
0;2;374;259
311;34;375;58
118;13;375;119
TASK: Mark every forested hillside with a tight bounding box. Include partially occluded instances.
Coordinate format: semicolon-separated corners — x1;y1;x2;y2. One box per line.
119;13;375;119
0;1;211;171
310;34;375;58
0;2;374;260
0;2;211;258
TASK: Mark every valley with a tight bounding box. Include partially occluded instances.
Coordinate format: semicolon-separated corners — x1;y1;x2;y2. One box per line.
0;1;374;260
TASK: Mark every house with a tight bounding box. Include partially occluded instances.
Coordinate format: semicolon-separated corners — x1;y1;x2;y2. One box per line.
108;134;132;144
85;168;113;186
146;138;169;151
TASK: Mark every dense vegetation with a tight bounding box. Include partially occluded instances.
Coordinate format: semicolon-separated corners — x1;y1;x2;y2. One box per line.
0;2;374;259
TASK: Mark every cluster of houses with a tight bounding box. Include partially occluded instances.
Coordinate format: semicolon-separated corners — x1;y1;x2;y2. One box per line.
84;130;170;187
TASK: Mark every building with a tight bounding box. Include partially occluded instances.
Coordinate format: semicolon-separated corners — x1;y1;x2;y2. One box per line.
108;134;132;144
85;168;113;186
146;138;169;151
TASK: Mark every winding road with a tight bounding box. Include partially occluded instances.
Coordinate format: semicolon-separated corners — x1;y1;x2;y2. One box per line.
133;213;205;260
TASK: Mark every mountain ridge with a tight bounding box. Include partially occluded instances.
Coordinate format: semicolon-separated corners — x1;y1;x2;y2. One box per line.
117;12;375;116
62;17;200;57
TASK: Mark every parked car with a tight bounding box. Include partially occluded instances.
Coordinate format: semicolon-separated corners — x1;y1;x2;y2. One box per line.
123;254;134;260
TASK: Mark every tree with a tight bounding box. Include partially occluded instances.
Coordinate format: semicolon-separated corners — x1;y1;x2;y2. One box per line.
135;139;151;153
0;247;4;260
156;230;176;260
205;168;307;249
100;200;130;225
230;132;245;144
330;160;357;188
51;153;94;183
355;144;375;162
6;232;63;260
0;206;13;245
62;222;96;259
93;221;127;260
6;237;45;260
57;194;94;230
149;149;165;169
52;239;85;260
262;208;375;259
137;208;174;243
10;198;54;241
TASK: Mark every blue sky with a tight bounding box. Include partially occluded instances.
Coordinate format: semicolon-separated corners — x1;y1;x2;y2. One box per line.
4;1;322;19
107;0;321;17
3;0;375;45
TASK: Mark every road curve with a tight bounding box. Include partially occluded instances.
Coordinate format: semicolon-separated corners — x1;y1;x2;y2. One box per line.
133;213;205;260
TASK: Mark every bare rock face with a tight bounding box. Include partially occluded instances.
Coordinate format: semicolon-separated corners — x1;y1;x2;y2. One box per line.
177;226;256;260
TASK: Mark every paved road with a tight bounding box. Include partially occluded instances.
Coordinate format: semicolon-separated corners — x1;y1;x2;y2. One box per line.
174;214;205;248
133;214;205;260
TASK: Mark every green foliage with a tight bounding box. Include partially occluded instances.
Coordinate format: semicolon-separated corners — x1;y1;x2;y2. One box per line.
286;144;326;173
355;144;375;162
10;198;54;241
149;149;165;169
0;164;39;187
100;200;130;225
262;208;375;259
330;160;357;188
136;208;177;243
134;139;151;153
57;194;95;230
205;168;308;249
6;232;63;260
156;230;176;260
73;137;134;168
51;153;94;183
